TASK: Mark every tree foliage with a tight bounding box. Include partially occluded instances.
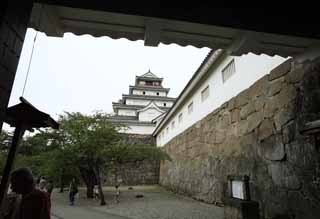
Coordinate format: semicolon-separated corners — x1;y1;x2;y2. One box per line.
0;111;170;205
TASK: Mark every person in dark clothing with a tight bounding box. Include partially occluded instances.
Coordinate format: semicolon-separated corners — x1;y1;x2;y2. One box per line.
115;185;120;204
69;178;78;206
10;167;51;219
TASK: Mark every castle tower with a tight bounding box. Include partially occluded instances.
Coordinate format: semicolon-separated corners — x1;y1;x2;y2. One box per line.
110;70;176;134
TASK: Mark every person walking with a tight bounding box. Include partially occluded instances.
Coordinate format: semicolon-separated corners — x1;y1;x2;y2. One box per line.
94;185;99;200
69;178;78;206
114;185;120;204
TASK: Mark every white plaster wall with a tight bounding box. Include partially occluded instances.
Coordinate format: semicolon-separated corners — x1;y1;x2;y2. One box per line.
156;53;286;147
126;99;151;106
118;109;136;116
145;90;166;96
126;99;174;107
133;90;143;95
133;89;166;96
155;101;174;107
118;125;155;135
139;108;163;122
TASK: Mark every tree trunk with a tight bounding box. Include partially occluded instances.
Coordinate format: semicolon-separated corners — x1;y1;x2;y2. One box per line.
115;163;118;186
120;162;125;185
93;165;106;206
59;181;64;193
79;167;95;198
59;169;64;193
87;184;94;198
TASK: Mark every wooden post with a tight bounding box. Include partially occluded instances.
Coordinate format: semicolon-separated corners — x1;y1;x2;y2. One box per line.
0;124;25;207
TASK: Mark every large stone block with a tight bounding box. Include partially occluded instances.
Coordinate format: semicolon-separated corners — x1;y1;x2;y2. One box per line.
238;119;249;136
240;102;255;120
231;109;240;123
215;129;226;144
282;121;296;144
258;119;275;141
247;111;263;133
277;85;298;108
248;74;269;98
235;89;249;108
287;65;305;84
227;123;239;139
259;134;285;161
187;143;203;159
254;96;266;112
217;112;231;130
267;78;284;97
268;163;301;190
239;131;258;153
263;97;279;119
286;140;316;169
274;108;295;131
268;59;292;81
228;97;236;111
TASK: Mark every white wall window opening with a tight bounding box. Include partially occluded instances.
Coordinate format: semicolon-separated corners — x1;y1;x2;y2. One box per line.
171;120;175;129
188;102;193;114
222;59;236;83
143;91;146;95
201;85;210;102
164;103;167;106
157;92;159;96
178;113;183;123
166;127;169;134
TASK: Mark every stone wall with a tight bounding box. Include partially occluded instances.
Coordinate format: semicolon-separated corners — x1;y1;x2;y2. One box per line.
104;134;159;185
160;58;320;219
0;1;32;130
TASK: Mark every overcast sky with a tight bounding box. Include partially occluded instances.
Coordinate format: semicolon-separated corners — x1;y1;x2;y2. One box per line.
8;28;210;121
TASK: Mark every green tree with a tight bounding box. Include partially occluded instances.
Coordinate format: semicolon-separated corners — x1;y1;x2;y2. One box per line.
0;130;11;173
1;111;171;206
58;112;120;205
0;130;11;152
42;127;80;192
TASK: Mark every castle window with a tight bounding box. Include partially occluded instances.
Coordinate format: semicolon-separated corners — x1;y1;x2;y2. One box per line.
201;85;210;102
222;59;236;83
157;92;159;96
143;91;146;95
164;103;167;107
171;120;175;129
188;102;193;114
178;113;183;123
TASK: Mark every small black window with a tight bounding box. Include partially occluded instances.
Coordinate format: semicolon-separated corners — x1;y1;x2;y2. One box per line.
143;91;146;95
157;92;159;96
164;103;167;106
